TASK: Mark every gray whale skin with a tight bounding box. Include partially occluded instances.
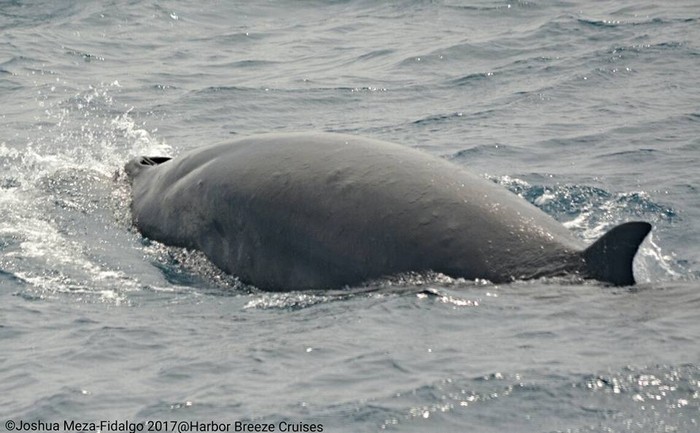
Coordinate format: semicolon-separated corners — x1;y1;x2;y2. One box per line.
126;132;651;291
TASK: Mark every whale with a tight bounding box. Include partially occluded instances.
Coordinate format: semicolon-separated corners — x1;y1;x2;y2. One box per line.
125;132;651;291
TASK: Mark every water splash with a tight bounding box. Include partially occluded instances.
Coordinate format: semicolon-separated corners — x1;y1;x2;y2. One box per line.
0;81;173;303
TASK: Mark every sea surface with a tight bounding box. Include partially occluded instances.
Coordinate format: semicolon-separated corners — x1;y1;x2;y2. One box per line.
1;1;699;432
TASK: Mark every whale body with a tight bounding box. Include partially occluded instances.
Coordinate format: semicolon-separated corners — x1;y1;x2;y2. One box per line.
125;133;651;291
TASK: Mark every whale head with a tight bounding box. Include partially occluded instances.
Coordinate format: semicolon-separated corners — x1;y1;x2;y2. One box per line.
125;156;172;183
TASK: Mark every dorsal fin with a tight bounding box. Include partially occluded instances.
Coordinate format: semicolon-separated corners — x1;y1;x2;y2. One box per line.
582;222;652;286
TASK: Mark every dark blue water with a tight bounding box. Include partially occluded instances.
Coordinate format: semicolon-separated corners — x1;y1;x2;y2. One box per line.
1;1;699;432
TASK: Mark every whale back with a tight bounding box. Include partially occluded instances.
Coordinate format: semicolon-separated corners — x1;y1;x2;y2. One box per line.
125;133;651;290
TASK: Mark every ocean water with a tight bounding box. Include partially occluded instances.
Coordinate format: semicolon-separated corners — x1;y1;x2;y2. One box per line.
1;1;699;432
